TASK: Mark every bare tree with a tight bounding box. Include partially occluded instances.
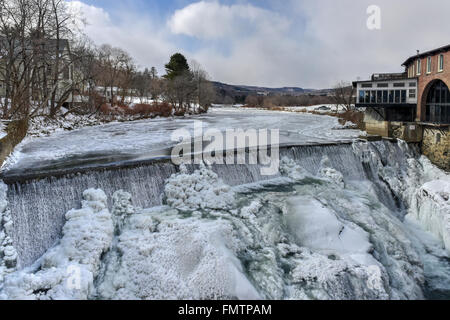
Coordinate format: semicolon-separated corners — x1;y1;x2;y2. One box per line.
333;81;355;112
97;44;134;104
190;60;215;112
0;0;37;119
164;71;196;114
150;77;164;103
0;0;82;119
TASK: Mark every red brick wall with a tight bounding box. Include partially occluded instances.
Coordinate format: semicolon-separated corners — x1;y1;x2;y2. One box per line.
406;50;450;121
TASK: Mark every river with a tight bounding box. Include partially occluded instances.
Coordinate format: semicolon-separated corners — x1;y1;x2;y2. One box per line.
0;107;449;300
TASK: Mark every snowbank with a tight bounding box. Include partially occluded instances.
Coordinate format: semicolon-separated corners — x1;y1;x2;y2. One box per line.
0;189;113;300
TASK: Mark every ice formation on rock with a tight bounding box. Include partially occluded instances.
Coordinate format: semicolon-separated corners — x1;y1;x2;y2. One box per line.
318;156;345;187
0;182;18;286
96;204;260;300
164;164;236;211
409;177;450;251
0;189;113;300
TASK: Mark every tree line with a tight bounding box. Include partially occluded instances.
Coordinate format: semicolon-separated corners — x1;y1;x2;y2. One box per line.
0;0;215;120
243;81;354;111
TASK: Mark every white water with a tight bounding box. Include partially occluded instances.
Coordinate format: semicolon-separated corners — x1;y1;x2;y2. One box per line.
1;139;449;300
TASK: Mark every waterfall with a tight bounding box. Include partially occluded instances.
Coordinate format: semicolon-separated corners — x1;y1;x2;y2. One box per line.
3;140;420;268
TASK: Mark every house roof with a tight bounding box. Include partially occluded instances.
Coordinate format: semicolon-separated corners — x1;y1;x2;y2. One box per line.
0;37;69;55
402;44;450;66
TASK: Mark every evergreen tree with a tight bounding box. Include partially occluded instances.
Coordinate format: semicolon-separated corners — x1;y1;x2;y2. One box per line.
164;53;190;80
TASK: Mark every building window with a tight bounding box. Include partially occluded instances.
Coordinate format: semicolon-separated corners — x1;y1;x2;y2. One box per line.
393;83;405;87
409;82;416;87
401;90;407;103
427;56;432;74
425;80;450;123
417;59;421;75
383;90;388;103
377;91;382;103
365;91;370;104
377;83;388;88
409;89;416;99
370;91;376;103
361;83;373;88
394;90;401;103
389;90;394;103
439;54;444;72
359;91;365;103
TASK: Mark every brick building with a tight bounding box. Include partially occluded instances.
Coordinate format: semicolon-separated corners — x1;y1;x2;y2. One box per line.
353;44;450;171
403;45;450;123
354;44;450;124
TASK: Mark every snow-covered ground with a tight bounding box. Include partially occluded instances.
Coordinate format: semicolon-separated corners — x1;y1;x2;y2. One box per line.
0;122;7;140
283;104;348;113
2;107;364;175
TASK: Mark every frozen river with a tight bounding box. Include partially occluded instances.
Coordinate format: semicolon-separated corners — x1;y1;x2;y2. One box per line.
1;107;450;300
3;107;363;179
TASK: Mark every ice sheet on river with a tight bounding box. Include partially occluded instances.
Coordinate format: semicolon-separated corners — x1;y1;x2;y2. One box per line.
2;108;363;175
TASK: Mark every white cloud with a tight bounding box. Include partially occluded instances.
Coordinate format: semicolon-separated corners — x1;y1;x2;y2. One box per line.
67;0;450;88
67;1;176;73
168;1;289;40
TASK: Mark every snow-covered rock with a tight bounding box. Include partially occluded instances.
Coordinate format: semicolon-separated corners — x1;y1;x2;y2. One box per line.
318;156;345;187
164;164;236;211
280;157;311;181
111;190;135;234
0;182;17;286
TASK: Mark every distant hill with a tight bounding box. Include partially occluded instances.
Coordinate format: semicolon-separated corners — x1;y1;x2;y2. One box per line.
212;81;333;104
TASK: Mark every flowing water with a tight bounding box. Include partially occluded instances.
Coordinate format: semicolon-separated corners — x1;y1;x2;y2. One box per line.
0;109;449;300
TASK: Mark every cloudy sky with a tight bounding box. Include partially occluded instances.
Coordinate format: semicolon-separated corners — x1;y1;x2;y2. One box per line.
68;0;450;89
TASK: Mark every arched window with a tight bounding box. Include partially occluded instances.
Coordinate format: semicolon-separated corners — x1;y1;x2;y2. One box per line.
426;80;450;123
